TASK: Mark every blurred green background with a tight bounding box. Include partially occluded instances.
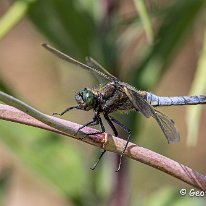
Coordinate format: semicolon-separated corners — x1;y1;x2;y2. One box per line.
0;0;206;205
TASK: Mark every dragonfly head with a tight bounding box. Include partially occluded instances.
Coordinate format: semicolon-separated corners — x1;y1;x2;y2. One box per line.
75;88;97;111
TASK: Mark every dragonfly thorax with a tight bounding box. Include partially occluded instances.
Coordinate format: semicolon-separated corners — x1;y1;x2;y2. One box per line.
75;88;97;111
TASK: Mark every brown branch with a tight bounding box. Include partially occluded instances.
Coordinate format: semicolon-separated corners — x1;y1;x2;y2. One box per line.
0;92;206;191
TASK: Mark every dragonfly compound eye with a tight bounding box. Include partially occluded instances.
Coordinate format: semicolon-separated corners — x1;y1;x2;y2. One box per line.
75;88;96;109
82;89;96;106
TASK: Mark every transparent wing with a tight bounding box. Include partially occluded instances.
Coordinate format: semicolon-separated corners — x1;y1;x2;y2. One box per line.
154;110;180;144
123;86;154;118
85;57;117;81
123;86;180;143
42;43;114;82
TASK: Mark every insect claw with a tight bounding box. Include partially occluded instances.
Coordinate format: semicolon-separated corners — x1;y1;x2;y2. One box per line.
74;128;87;140
74;131;78;136
52;112;61;116
90;164;96;170
90;160;99;171
115;167;120;172
78;136;83;140
116;154;123;172
90;150;106;170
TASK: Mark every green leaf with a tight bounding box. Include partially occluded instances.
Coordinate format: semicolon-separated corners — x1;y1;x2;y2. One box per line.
133;0;154;43
132;0;206;90
28;0;95;58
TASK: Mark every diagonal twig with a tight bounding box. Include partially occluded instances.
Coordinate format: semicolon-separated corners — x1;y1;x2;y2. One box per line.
0;91;206;191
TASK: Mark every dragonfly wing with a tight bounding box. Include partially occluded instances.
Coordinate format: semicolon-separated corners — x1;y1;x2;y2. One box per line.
123;86;180;143
42;43;114;82
123;86;154;118
153;110;180;144
85;57;117;81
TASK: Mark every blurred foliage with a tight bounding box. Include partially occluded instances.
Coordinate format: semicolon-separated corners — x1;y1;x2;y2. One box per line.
186;29;206;146
132;0;205;90
133;0;154;42
0;0;33;39
0;122;89;197
0;168;11;206
138;187;204;206
0;0;206;205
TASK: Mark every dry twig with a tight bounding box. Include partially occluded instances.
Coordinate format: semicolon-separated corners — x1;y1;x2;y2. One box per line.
0;91;206;191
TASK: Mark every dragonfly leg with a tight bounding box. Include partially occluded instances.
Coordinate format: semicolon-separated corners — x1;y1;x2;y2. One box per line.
103;113;118;136
109;115;131;172
76;113;105;136
76;113;106;146
90;150;106;170
53;105;81;116
88;115;108;170
90;113;119;171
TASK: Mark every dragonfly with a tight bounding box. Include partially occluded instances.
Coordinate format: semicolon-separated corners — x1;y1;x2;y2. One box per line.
42;43;206;171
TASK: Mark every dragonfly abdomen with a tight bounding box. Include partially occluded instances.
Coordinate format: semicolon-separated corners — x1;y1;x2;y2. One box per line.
146;92;206;106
